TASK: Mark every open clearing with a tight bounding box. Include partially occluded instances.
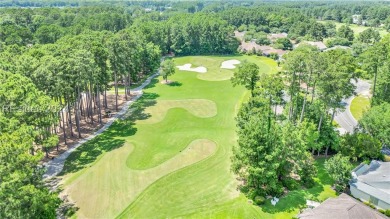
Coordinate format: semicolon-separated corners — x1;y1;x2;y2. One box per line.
60;55;334;219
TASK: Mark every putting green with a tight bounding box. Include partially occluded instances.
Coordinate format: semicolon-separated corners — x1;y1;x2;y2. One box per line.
61;55;333;219
137;99;217;124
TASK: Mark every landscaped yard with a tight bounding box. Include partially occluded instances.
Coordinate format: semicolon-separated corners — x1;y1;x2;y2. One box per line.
350;95;370;120
60;55;335;219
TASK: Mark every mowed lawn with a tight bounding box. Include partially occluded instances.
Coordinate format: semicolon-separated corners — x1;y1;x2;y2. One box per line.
318;20;388;37
350;95;370;120
60;55;335;219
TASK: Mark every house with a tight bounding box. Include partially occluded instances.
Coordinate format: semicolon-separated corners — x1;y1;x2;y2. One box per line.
352;15;361;24
238;41;287;59
352;14;367;25
298;193;388;219
295;41;328;51
234;31;246;42
262;48;287;57
350;161;390;210
324;46;352;52
267;33;288;42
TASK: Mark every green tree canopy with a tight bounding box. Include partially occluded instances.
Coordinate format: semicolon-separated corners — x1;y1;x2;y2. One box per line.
231;60;260;97
325;154;353;192
160;59;175;82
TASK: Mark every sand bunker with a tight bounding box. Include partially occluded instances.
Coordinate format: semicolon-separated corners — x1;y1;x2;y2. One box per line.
176;64;207;73
221;60;241;69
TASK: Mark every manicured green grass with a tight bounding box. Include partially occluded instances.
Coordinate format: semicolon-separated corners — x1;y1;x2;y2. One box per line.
350;95;370;120
61;55;334;219
318;20;388;37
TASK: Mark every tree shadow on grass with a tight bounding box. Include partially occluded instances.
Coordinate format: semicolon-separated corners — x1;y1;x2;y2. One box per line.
59;130;126;175
261;190;307;214
123;91;159;122
167;81;182;87
59;90;160;175
142;78;159;89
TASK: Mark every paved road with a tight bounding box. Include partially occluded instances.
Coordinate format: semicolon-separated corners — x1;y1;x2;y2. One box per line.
334;79;371;134
43;72;159;179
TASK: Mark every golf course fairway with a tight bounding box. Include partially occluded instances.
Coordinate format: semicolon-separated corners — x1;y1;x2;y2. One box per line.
60;55;326;219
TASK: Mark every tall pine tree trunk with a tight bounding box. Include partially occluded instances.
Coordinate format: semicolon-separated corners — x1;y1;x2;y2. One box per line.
124;75;128;101
300;89;309;123
89;90;94;125
325;108;337;157
66;96;74;137
60;98;67;145
75;88;81;138
372;65;378;106
80;94;84;117
311;82;317;103
128;72;131;96
97;86;102;125
104;88;108;109
114;71;118;111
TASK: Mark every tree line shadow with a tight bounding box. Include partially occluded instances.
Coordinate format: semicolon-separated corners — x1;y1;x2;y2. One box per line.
59;78;160;175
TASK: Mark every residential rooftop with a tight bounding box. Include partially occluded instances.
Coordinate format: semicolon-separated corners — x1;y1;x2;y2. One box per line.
351;161;390;206
298;193;388;219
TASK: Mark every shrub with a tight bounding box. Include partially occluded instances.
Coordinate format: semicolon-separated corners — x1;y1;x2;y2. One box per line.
385;209;390;217
269;53;279;60
238;24;247;32
325;37;352;47
275;38;293;50
246;189;258;200
255;36;271;45
363;201;376;209
283;178;300;190
244;34;253;42
254;196;266;205
255;49;263;56
256;25;270;33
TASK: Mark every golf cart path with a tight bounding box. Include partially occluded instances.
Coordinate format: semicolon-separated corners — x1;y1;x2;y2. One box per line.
334;79;371;134
43;72;159;179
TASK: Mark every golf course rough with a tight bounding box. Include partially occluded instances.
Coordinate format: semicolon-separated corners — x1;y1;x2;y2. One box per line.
61;55;287;219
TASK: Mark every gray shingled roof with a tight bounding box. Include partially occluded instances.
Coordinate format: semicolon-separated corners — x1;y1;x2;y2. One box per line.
298;194;388;219
351;161;390;205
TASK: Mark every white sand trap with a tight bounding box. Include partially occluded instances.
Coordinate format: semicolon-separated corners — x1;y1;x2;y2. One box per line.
176;63;207;73
221;59;241;69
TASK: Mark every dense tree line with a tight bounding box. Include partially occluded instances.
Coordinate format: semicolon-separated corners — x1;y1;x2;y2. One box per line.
129;13;239;55
0;70;60;218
